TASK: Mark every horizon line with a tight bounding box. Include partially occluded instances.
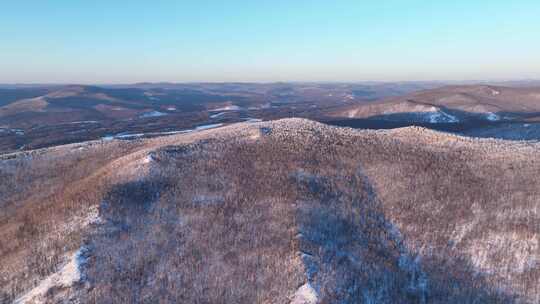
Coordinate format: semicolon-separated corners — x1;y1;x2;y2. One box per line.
1;78;540;87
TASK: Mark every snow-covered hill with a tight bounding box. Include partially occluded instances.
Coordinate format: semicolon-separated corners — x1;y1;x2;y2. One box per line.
2;118;540;303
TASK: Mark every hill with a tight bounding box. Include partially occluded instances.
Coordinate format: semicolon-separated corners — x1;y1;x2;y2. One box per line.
0;84;249;127
0;82;441;154
331;85;540;123
1;118;539;303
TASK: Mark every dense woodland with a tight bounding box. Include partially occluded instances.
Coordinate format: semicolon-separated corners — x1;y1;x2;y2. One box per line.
1;119;539;303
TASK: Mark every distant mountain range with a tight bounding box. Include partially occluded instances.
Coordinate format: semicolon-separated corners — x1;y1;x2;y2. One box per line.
1;82;540;153
0;82;439;152
331;85;540;123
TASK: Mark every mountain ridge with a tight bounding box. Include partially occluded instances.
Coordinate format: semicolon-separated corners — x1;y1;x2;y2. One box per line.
2;118;539;303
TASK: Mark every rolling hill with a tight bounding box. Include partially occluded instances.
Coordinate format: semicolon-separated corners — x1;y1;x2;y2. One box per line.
0;85;252;128
331;85;540;123
0;82;443;154
1;118;539;303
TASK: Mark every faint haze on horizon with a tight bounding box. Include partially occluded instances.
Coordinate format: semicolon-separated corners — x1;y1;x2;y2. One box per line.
1;0;539;83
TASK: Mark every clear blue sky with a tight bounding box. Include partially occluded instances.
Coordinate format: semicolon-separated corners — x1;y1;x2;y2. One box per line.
1;0;539;83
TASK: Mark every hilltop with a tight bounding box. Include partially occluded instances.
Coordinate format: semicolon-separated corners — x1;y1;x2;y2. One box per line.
1;118;539;303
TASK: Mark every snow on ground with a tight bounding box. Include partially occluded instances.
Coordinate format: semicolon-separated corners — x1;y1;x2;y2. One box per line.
467;231;539;276
102;124;224;141
426;110;459;123
195;123;223;131
114;133;146;139
210;112;226;118
15;208;99;304
344;94;355;100
248;103;271;110
142;153;155;164
140;111;168;118
69;121;99;124
485;112;500;121
291;283;318;304
15;248;88;304
210;105;242;111
61;206;100;235
102;132;166;140
143;92;160;101
152;130;192;136
0;128;25;135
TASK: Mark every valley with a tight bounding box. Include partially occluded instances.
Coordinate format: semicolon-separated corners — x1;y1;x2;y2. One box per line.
2;82;540;154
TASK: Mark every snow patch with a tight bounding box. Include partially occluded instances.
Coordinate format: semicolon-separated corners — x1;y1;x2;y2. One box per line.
211;105;242;111
69;120;99;124
115;133;145;139
101;133;144;140
0;128;25;135
248;103;272;110
14;205;101;303
485;112;500;121
291;283;318;304
195;123;223;131
140;111;167;118
61;206;100;235
153;130;192;136
15;245;91;304
142;154;154;164
210;112;226;118
426;111;459;123
101;124;224;141
343;94;355;100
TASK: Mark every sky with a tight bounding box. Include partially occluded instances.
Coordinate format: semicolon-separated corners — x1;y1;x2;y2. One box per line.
1;0;539;83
